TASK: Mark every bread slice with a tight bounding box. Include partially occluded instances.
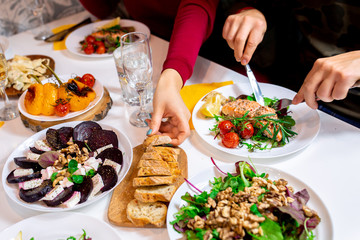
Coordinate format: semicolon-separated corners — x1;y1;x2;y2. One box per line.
167;162;179;169
126;199;167;227
143;135;171;150
134;185;176;203
152;146;181;155
137;160;170;168
137;166;171;176
133;176;176;187
141;151;162;160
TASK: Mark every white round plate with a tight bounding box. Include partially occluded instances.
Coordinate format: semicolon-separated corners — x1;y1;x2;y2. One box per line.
2;121;133;212
18;74;104;122
192;83;320;159
0;212;121;239
0;35;9;52
167;164;333;240
65;19;151;58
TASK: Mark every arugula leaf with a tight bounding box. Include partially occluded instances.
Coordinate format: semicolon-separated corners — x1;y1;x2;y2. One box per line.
250;204;263;217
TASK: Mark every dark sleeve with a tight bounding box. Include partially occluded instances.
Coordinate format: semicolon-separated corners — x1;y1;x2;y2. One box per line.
79;0;119;19
162;0;220;84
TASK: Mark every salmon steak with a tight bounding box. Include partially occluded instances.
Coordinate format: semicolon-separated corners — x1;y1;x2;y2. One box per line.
221;99;283;141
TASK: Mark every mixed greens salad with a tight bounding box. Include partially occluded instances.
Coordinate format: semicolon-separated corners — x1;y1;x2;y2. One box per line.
13;229;91;240
171;160;320;240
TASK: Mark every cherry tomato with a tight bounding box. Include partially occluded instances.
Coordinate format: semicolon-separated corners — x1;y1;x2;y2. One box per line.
218;120;234;135
238;122;254;139
222;132;240;148
80;73;96;88
94;40;105;47
84;43;94;54
54;99;70;117
96;45;106;54
85;35;96;44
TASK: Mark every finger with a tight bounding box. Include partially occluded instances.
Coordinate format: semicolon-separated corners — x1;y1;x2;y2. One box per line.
332;80;351;100
170;123;190;145
316;75;335;102
292;90;305;105
241;28;264;65
148;109;164;135
233;23;251;62
302;72;325;109
222;16;238;49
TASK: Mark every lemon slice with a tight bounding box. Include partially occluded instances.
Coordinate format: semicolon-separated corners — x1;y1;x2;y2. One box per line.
200;93;223;117
99;17;121;29
13;231;22;240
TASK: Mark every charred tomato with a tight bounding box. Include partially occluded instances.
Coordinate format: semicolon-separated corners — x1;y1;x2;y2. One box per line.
238;121;254;139
80;73;96;88
222;132;239;148
54;98;70;117
218;120;235;135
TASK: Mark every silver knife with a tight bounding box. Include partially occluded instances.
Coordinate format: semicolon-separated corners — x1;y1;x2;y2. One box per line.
245;64;265;106
44;18;92;42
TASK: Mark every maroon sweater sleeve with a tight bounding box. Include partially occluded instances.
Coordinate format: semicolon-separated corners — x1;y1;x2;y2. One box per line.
162;0;219;84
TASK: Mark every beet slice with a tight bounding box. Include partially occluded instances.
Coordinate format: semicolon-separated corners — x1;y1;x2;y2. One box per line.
97;165;118;192
95;148;123;165
7;169;41;184
73;121;102;142
87;130;118;151
14;157;42;171
73;176;93;203
29;147;45;155
43;186;74;207
46;128;62;150
19;180;52;203
58;127;74;148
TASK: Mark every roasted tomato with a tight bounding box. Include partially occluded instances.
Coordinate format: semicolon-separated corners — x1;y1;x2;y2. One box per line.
218;120;234;135
94;40;104;47
54;99;70;117
222;132;239;148
96;45;106;54
85;35;96;44
84;43;94;54
80;73;96;88
238;121;254;139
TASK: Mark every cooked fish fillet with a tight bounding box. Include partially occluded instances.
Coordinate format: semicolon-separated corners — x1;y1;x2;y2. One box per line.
221;99;282;141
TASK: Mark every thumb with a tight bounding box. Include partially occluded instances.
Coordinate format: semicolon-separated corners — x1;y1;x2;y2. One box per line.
292;92;304;105
148;109;163;135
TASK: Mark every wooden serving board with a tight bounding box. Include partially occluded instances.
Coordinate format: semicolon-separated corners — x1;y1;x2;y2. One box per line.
107;144;188;228
20;87;112;132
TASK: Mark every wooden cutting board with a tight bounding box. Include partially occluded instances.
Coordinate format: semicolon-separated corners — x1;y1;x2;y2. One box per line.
20;87;112;132
107;144;188;228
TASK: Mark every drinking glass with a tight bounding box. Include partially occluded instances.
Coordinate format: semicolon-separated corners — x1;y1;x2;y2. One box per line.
0;45;19;121
27;0;51;40
120;32;153;127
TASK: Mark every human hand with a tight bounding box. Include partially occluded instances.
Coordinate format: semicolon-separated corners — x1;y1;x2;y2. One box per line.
293;51;360;109
146;69;191;145
222;8;267;65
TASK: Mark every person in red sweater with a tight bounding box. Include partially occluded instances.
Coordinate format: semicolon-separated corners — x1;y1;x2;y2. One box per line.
80;0;264;144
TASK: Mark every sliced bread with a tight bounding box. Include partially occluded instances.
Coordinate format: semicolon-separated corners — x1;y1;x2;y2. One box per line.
134;185;176;202
137;159;170;168
143;135;171;150
126;199;167;227
133;176;176;187
137;166;171;176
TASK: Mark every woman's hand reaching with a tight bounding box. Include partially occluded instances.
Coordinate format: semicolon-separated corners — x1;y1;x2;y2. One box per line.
293;51;360;109
222;8;267;65
146;69;191;145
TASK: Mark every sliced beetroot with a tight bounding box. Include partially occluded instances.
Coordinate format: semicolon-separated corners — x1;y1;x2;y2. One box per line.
95;148;123;165
74;140;86;151
58;127;74;148
97;165;118;192
73;121;102;142
43;186;74;207
19;179;52;203
73;175;93;203
87;130;118;151
38;151;61;168
7;169;41;184
46;128;62;150
29;147;44;155
14;157;42;171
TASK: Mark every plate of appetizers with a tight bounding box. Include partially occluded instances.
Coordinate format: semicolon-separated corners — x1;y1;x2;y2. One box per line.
18;74;104;122
192;82;320;159
0;212;121;239
167;162;333;240
2;121;132;212
65;18;151;58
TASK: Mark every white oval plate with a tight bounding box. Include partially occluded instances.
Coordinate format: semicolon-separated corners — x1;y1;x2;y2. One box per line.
0;35;9;52
0;212;121;239
167;164;333;240
192;83;320;159
18;74;104;122
65;19;151;58
1;121;133;212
